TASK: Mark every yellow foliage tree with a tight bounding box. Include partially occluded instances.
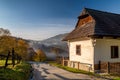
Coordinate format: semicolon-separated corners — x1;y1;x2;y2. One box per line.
0;36;29;60
33;49;46;61
0;36;16;54
15;39;29;60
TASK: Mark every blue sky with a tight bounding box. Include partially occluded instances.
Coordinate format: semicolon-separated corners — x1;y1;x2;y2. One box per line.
1;0;120;40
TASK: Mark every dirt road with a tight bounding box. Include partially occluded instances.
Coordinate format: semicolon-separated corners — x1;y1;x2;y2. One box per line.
30;62;107;80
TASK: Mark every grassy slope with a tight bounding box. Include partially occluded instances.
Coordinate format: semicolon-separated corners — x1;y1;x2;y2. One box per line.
49;62;95;75
0;61;31;80
0;60;12;66
48;62;120;80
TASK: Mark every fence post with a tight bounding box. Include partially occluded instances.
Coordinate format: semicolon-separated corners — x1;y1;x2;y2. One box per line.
62;57;64;66
107;62;110;73
4;51;10;68
18;56;21;63
68;60;70;67
12;48;15;67
98;61;101;71
78;62;80;69
16;54;20;64
16;54;19;64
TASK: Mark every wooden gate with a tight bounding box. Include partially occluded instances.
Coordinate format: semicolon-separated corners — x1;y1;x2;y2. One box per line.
99;61;120;74
100;61;109;73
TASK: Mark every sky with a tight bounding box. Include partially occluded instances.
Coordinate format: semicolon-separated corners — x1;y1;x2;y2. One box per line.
1;0;120;40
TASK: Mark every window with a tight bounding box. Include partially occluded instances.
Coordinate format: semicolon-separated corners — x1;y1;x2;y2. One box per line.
111;46;119;58
76;45;81;55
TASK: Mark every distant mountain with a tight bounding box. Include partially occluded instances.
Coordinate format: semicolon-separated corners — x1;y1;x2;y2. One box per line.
27;33;69;60
41;33;68;50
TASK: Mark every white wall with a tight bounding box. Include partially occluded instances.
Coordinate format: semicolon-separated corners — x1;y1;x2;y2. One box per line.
94;38;120;64
69;39;94;66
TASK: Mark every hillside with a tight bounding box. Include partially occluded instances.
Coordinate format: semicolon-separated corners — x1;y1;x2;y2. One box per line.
28;33;69;60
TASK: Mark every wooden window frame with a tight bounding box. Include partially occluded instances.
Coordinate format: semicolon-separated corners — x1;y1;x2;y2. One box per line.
111;46;119;58
76;45;81;55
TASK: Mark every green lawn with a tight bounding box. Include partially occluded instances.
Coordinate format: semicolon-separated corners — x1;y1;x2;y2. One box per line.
0;60;19;68
0;61;31;80
49;62;94;75
0;60;12;66
114;78;120;80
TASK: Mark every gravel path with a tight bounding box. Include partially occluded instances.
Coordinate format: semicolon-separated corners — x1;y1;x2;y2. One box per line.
30;62;108;80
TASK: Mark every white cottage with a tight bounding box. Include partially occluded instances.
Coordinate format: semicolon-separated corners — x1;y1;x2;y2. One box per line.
63;8;120;72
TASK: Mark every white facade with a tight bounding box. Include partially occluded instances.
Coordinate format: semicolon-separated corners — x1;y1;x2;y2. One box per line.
68;38;120;71
69;39;94;67
94;38;120;64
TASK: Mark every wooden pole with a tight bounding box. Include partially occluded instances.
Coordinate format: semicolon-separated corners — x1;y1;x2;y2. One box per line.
12;48;15;67
4;51;10;68
62;57;64;66
107;62;110;73
16;54;20;64
99;61;101;71
78;62;80;69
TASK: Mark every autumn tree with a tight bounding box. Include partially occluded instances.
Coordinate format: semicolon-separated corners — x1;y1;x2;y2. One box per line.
15;39;29;60
27;47;36;61
0;28;31;60
0;36;16;54
33;49;47;61
0;36;30;60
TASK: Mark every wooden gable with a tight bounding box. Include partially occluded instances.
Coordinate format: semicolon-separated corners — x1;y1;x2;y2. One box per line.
63;8;120;41
76;14;94;28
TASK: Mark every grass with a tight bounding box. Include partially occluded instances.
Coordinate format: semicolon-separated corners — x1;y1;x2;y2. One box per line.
0;61;31;80
114;78;120;80
0;60;11;66
108;74;120;80
48;61;120;80
0;60;18;67
49;62;95;75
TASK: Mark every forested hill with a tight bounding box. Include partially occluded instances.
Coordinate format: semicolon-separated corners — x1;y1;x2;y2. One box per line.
27;33;69;60
0;28;69;60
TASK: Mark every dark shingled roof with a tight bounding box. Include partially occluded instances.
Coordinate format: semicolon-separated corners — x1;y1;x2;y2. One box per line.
63;8;120;40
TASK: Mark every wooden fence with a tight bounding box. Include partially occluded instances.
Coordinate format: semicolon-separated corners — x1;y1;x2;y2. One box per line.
99;61;120;74
0;48;21;68
56;56;92;72
56;56;69;66
56;57;120;74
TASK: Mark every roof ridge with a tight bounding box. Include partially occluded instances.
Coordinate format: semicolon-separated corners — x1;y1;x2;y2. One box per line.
85;8;120;15
63;8;120;41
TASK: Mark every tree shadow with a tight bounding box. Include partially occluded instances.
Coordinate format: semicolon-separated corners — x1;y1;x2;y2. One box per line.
53;73;69;80
33;68;47;80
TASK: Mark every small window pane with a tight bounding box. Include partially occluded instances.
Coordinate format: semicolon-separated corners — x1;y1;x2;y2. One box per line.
111;46;119;58
76;45;81;55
